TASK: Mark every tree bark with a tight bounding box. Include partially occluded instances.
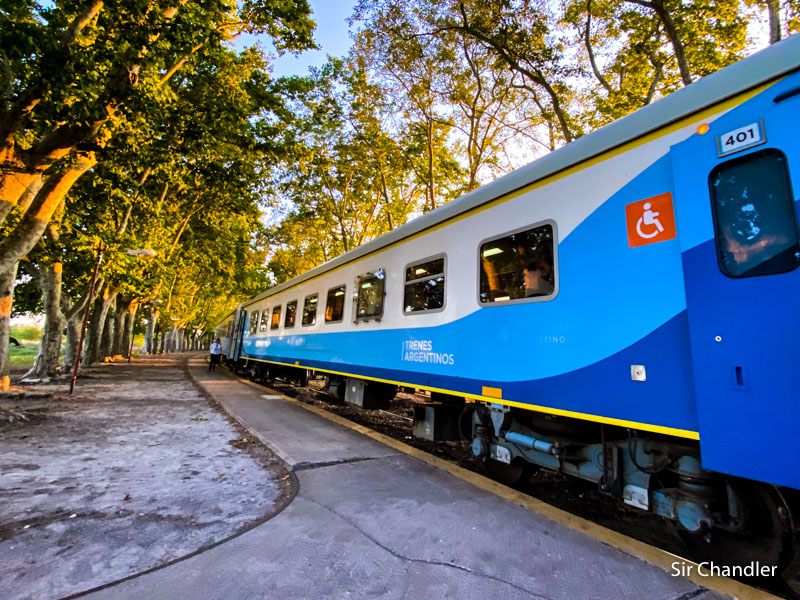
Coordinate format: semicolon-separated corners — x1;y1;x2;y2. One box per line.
144;309;158;354
0;262;19;390
111;296;128;357
60;276;104;370
0;170;43;227
99;303;115;360
765;0;782;44
0;152;96;275
82;288;117;366
63;316;79;371
120;301;137;358
26;262;64;379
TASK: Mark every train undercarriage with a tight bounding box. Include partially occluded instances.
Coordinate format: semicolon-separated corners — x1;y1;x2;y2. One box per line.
467;402;799;583
227;358;799;588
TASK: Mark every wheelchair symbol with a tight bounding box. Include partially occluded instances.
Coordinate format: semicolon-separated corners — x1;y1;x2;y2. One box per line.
636;203;665;239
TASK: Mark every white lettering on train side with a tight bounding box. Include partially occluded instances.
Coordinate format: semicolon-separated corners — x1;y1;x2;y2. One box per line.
401;340;455;366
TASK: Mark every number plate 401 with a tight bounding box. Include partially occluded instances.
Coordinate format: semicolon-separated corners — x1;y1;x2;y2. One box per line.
716;120;766;157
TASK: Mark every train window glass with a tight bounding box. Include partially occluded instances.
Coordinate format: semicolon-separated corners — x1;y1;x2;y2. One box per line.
285;301;297;328
709;149;800;277
249;311;259;335
404;257;445;313
355;269;385;321
325;285;346;323
302;294;318;326
259;310;269;332
271;306;281;330
479;222;556;303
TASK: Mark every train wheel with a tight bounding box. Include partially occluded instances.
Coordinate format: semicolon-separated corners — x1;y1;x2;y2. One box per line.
677;482;794;576
484;458;531;488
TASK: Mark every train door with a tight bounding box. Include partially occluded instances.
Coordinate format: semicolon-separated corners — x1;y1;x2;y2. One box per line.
232;309;247;363
671;82;800;488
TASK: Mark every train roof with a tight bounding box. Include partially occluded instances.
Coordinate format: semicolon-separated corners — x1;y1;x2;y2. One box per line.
243;34;800;309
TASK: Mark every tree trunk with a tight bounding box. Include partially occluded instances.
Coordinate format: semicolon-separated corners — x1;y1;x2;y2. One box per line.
99;304;115;361
144;309;158;354
63;316;79;371
765;0;781;44
82;289;117;366
0;262;19;391
110;296;126;357
158;329;166;355
27;262;64;379
120;301;137;358
0;152;96;274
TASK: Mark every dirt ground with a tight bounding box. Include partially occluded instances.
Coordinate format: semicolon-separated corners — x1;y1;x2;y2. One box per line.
0;357;293;600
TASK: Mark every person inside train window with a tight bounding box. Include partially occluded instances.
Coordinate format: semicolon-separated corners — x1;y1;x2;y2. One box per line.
259;310;269;332
709;149;800;277
302;294;318;326
271;306;281;330
325;285;346;322
522;249;555;297
404;257;445;313
356;271;385;321
479;223;556;303
285;301;297;328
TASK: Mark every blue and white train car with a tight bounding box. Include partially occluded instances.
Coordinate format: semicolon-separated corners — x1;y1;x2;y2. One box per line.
221;36;800;570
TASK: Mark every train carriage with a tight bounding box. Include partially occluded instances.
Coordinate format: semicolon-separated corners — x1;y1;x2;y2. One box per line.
219;36;800;573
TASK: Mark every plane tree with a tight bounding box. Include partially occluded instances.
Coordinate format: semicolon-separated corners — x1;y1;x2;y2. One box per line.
0;0;314;388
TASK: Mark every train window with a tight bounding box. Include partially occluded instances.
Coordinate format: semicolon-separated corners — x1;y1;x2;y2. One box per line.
302;294;318;326
709;149;800;277
404;256;445;313
325;285;346;323
249;311;259;335
479;222;557;304
271;306;281;330
355;269;385;322
285;300;297;328
259;310;269;332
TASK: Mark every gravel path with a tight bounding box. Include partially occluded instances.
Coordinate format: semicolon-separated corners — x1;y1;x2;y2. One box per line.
0;356;292;600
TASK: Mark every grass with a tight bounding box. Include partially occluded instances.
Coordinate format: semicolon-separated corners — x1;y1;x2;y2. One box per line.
9;341;39;370
10;325;43;341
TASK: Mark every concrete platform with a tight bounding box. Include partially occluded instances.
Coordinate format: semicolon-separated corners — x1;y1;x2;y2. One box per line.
82;359;741;600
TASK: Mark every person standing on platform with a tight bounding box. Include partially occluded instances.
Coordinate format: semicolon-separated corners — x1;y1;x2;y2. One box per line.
209;338;222;372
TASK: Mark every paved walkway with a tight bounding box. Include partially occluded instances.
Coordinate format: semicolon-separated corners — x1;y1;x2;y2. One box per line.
82;358;733;600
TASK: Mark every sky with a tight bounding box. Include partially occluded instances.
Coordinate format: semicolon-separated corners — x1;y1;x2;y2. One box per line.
241;0;357;78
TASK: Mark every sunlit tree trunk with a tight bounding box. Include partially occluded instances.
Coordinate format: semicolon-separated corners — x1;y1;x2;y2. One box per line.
0;153;96;276
0;263;19;391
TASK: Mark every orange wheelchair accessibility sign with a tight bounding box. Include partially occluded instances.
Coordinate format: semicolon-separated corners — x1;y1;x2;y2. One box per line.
626;192;676;248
